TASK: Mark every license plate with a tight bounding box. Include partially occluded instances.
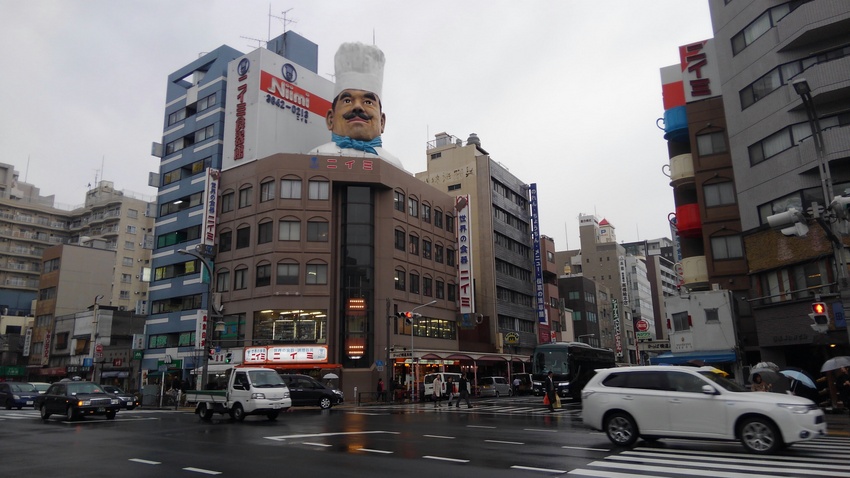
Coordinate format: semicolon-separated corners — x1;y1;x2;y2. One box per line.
97;407;105;412
273;403;281;409
26;401;33;405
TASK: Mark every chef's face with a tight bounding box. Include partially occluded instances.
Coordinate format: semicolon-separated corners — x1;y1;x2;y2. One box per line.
326;89;385;141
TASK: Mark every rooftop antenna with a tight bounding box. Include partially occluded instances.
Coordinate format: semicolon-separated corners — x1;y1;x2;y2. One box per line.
241;35;266;49
269;7;296;39
373;28;376;45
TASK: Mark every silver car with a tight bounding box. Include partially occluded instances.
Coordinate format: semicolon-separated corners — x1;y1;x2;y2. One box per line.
478;376;512;397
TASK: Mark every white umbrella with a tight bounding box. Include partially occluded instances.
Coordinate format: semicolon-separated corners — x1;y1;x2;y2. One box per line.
753;361;779;371
323;373;339;380
821;356;850;373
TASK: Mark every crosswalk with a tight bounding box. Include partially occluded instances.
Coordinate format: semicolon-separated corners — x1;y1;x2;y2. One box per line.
356;398;581;416
0;408;186;421
567;436;850;477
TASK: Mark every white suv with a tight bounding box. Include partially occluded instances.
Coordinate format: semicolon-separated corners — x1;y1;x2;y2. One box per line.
582;366;826;454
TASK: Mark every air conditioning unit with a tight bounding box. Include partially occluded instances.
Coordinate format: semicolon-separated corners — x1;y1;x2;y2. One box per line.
118;306;126;311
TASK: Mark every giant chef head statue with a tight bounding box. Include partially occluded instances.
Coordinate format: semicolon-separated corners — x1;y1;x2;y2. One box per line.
312;42;403;169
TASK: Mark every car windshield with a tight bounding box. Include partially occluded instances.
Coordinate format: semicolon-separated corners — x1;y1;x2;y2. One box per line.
102;386;123;393
67;383;105;394
698;371;747;392
11;383;37;393
248;370;286;388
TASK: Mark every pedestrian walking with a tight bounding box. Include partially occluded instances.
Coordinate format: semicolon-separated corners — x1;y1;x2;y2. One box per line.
544;370;556;412
377;378;385;402
445;377;456;406
432;375;443;407
456;375;472;408
513;376;521;395
836;367;850;413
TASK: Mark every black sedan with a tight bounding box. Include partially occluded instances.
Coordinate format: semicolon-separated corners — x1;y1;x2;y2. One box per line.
101;385;139;410
35;381;122;421
279;374;344;409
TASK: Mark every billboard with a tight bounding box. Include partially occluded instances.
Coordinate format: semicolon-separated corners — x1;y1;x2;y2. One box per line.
456;195;474;314
222;48;335;170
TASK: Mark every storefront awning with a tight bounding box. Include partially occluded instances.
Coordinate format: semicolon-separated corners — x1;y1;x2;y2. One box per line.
650;350;736;365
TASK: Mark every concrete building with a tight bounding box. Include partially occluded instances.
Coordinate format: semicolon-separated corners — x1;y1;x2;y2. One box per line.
418;133;540;361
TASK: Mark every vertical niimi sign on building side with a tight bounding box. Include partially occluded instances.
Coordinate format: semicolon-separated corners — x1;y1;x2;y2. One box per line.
201;168;220;248
456;195;474;314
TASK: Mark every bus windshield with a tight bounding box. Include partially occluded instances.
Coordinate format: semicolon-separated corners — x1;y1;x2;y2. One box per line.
533;348;570;376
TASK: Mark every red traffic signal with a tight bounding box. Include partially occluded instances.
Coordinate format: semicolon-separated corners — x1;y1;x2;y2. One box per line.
812;302;827;314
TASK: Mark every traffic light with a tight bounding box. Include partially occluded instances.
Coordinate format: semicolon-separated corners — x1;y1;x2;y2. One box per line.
766;207;808;237
830;194;850;220
809;302;829;333
225;352;232;363
207;348;215;361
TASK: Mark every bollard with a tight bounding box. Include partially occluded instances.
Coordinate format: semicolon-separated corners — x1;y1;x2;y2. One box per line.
354;386;358;406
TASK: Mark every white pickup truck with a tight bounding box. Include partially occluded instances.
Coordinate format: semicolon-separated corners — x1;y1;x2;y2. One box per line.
184;367;292;421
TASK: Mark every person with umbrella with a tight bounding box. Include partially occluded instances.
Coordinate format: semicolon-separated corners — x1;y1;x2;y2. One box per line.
836;367;850;414
752;373;772;392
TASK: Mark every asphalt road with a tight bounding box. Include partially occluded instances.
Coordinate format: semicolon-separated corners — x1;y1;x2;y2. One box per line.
3;396;850;477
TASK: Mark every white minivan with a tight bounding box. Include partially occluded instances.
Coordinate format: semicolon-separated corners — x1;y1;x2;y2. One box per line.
423;373;463;400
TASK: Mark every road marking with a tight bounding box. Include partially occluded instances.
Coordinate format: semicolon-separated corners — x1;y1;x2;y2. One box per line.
129;458;161;465
423;455;469;463
562;445;609;452
523;428;558;433
183;467;222;475
424;434;455;439
266;430;399;441
511;465;567;473
358;448;393;454
466;425;496;429
486;439;524;445
303;442;332;447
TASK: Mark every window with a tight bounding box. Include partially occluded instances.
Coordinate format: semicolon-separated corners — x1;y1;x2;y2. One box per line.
394;270;406;291
711;235;744;259
258;220;273;244
220;192;234;213
436;280;445;299
446;215;455;233
256;263;271;287
408;197;419;217
308;180;329;200
280;178;302;199
447;248;456;267
218;230;232;252
121;273;132;283
260;180;275;202
197;92;216;111
194;124;214;143
704;181;736;207
422;240;432;260
127;209;139;219
422;204;431;223
162;158;209;186
394;229;405;251
236;226;251;249
435;244;444;263
448;183;461;191
238;186;253;208
434;209;443;228
126;225;137;234
307;220;329;242
731;1;802;56
277;261;299;285
749;128;793;165
696;132;727;156
409;234;419;255
394;191;405;212
279;219;300;241
122;257;133;267
672;311;690;331
423;277;433;297
234;268;248;290
124;241;135;250
447;283;457;302
705;308;720;323
216;270;230;292
409;273;420;294
160;191;204;217
306;263;328;284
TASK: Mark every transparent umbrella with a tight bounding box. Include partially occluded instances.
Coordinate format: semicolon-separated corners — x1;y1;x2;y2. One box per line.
821;356;850;373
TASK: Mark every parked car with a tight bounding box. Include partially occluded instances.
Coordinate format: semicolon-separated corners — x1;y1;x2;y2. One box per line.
279;374;343;409
0;382;40;409
423;372;463;400
581;365;826;454
101;385;139;410
35;381;122;421
478;376;512;397
29;382;52;395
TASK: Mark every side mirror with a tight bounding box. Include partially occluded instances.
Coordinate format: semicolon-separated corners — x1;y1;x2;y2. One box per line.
702;384;717;395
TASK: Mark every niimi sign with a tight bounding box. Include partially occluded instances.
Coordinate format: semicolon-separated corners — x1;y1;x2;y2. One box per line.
456;195;474;314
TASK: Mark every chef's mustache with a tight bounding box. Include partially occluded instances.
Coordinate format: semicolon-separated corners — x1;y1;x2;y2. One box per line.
343;111;372;120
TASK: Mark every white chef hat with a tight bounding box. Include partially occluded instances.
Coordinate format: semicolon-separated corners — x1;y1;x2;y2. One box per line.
333;42;385;100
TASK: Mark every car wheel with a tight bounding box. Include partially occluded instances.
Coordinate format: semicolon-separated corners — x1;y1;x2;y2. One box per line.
495;391;500;398
39;404;51;420
318;397;332;409
106;411;117;420
267;411;280;421
231;403;246;421
198;403;214;421
4;399;12;410
604;412;639;447
66;406;77;421
740;417;782;454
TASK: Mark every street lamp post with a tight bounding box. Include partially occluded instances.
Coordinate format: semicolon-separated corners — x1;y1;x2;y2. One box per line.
178;248;215;390
88;294;104;381
409;299;437;402
792;78;850;341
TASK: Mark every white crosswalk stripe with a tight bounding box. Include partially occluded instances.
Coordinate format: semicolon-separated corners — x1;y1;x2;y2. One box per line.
567;437;850;477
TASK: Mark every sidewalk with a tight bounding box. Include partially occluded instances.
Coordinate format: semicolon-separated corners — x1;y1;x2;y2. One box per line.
825;410;850;437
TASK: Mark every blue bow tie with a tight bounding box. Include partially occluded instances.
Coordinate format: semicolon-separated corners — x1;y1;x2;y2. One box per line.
332;133;382;155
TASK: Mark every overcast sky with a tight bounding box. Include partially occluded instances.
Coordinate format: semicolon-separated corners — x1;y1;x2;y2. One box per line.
1;0;714;250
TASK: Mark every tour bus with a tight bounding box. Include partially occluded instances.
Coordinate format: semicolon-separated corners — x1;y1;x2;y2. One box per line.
531;342;616;401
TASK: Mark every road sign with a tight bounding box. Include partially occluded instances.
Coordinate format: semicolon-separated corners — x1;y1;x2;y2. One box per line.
636;331;652;340
635;319;650;332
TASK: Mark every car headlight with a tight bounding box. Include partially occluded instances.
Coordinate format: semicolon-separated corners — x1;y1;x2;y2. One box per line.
283;391;290;398
111;399;121;405
778;403;817;414
12;394;21;400
251;393;266;400
333;390;344;397
532;381;542;387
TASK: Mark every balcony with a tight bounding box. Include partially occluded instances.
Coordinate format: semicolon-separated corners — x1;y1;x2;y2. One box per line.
662;106;689;142
667;153;694;188
681;256;708;289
